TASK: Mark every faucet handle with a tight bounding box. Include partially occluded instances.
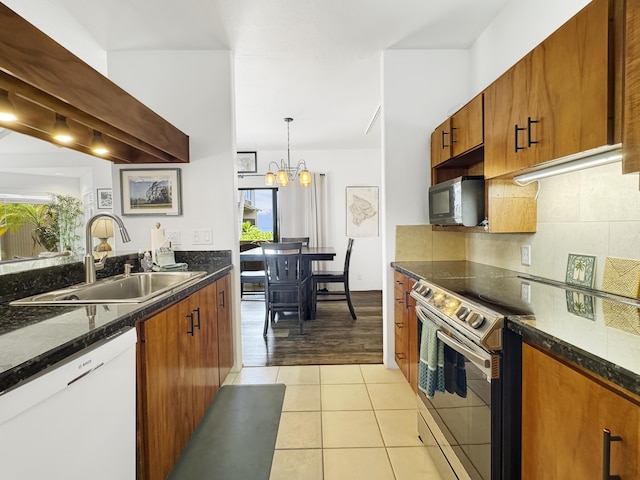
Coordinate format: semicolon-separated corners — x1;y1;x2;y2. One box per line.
124;263;133;277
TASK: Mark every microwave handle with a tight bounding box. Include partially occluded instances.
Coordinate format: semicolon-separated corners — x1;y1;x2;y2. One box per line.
436;331;491;369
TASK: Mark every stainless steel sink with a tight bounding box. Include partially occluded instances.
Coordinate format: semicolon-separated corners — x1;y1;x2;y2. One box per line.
10;271;208;305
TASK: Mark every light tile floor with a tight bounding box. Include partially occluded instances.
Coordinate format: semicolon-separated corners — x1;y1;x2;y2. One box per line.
223;364;452;480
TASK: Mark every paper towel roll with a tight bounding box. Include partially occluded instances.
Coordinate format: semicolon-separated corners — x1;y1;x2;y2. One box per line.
150;226;165;264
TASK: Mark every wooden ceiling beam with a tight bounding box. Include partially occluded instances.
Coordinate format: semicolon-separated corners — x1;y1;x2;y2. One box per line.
0;4;189;164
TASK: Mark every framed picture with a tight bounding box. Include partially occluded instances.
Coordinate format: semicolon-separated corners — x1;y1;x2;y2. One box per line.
96;188;113;209
346;186;379;237
565;253;596;287
120;168;182;216
236;151;258;173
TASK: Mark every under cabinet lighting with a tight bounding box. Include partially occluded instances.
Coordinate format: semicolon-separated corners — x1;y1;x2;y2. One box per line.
0;89;17;122
52;114;73;144
91;130;109;156
513;145;623;185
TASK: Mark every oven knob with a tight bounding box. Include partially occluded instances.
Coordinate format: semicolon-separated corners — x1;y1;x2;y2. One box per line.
467;312;485;329
455;306;470;321
422;287;432;299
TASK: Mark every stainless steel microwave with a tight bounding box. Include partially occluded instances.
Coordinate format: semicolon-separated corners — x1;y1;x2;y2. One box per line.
428;176;485;226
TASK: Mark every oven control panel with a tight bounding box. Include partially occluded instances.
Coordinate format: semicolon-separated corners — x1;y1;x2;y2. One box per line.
410;279;504;351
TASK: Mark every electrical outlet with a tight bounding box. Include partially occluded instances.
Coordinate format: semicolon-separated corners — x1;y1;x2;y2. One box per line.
521;245;532;266
192;229;213;245
165;231;181;245
521;282;531;303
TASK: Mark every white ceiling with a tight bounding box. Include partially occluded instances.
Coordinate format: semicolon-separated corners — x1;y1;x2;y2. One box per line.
3;0;509;157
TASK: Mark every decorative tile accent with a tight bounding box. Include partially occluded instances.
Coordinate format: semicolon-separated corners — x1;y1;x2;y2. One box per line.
565;254;596;287
565;291;595;320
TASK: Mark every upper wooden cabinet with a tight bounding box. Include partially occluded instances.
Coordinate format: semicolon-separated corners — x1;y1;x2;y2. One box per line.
430;94;483;168
431;117;452;167
623;0;640;174
484;0;616;179
451;94;484;157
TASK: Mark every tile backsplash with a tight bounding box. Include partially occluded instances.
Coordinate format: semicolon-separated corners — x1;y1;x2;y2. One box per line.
399;162;640;291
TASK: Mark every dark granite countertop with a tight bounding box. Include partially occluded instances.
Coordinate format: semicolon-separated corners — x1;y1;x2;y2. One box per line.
392;260;640;397
0;251;233;394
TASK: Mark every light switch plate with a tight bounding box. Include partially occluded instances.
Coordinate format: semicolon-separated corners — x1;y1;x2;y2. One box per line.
520;282;531;303
166;231;181;245
521;245;532;266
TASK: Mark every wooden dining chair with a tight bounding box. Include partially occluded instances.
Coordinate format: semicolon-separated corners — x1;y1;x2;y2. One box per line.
240;262;265;298
262;242;309;336
281;236;309;247
311;238;356;319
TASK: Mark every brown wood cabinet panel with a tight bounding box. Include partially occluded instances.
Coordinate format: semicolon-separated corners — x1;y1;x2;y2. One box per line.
624;0;640;174
139;299;199;480
484;0;612;179
484;54;534;179
393;271;418;391
522;343;640;479
216;274;234;385
138;277;232;480
431;118;452;167
451;94;484;157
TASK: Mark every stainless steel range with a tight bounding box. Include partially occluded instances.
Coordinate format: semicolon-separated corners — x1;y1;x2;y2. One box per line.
410;278;508;480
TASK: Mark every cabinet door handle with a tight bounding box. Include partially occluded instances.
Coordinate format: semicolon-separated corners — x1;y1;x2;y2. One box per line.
450;126;457;145
186;312;195;336
395;352;406;360
395;322;404;328
218;290;225;308
602;428;622;480
193;307;201;330
514;124;526;152
527;117;539;146
404;291;410;308
441;130;449;148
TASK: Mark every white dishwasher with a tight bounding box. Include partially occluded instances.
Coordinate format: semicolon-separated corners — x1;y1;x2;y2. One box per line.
0;327;137;480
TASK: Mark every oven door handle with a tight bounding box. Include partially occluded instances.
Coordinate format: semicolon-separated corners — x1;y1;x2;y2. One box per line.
436;331;491;369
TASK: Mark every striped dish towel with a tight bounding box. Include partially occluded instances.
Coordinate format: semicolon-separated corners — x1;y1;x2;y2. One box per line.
418;317;445;398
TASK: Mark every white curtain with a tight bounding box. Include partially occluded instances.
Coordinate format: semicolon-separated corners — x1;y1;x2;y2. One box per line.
307;173;328;248
277;172;328;249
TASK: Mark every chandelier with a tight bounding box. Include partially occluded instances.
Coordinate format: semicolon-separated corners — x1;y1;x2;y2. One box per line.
265;117;311;187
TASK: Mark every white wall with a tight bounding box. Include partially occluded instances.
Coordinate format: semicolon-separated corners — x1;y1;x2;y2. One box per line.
469;0;591;95
106;50;237;254
238;147;382;291
106;49;242;369
2;0;108;75
381;49;470;367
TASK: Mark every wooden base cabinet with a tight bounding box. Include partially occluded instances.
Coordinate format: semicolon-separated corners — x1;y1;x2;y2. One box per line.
216;273;233;385
393;271;418;392
137;275;233;480
521;343;640;480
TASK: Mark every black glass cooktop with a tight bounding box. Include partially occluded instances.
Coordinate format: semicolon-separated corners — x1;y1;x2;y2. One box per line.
404;261;640;330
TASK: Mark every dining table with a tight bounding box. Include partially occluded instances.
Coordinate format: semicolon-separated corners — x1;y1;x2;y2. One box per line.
239;245;336;319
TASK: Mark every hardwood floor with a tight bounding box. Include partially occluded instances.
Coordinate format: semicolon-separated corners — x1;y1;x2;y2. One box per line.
241;291;383;366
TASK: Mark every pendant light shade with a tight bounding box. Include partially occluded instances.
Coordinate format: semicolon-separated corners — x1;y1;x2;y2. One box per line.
264;117;312;187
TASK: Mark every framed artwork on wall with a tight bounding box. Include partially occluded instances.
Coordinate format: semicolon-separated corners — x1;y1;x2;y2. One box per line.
120;168;182;216
236;151;258;173
346;186;379;237
96;188;113;209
